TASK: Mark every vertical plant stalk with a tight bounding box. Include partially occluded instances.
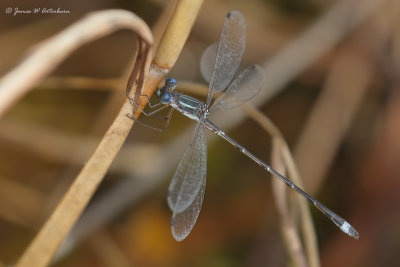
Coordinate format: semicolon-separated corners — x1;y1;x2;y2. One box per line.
271;139;308;267
153;0;202;69
242;104;320;267
15;0;203;266
130;0;203;111
12;10;153;267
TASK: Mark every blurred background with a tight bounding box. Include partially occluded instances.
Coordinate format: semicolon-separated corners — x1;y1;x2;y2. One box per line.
0;0;399;266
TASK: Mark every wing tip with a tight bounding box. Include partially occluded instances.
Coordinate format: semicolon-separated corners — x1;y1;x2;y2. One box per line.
171;220;190;242
226;10;243;20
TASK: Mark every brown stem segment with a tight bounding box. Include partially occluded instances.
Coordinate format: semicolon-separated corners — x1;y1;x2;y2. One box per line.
15;1;203;266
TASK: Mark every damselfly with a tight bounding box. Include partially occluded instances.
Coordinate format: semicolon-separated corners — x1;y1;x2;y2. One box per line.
131;10;359;241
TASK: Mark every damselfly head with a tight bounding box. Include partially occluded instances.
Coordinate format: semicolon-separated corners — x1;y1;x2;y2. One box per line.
165;78;177;91
160;90;171;104
156;78;176;104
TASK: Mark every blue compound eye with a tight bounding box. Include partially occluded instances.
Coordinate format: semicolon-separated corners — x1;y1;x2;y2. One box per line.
166;78;176;86
160;91;171;104
165;78;177;91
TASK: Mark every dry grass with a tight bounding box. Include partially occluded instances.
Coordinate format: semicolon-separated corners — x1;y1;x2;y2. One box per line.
0;1;203;266
0;0;398;266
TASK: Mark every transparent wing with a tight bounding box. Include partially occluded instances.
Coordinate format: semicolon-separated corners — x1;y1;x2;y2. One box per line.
210;65;264;113
200;42;217;83
171;174;206;241
167;123;207;214
207;10;246;107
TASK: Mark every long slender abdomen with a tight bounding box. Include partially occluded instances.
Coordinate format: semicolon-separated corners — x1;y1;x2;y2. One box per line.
203;119;359;239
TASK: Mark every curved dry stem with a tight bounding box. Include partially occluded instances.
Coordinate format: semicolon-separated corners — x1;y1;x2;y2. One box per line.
91;0;180;134
242;104;320;267
0;10;152;119
0;1;379;264
271;139;308;267
14;1;203;265
12;9;153;267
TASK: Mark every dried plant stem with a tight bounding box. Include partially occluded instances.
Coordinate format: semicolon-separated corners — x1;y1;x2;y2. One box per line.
242;104;320;267
16;102;135;267
271;139;308;267
91;0;180;134
0;10;152;119
15;1;203;266
13;10;153;267
153;0;202;69
278;139;320;267
151;0;178;52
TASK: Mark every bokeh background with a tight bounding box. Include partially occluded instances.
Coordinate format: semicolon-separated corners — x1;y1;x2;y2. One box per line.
0;0;399;266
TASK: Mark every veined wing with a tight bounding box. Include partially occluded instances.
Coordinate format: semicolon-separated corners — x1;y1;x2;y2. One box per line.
210;65;264;113
200;42;218;83
167;123;207;214
207;10;246;107
171;174;206;241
